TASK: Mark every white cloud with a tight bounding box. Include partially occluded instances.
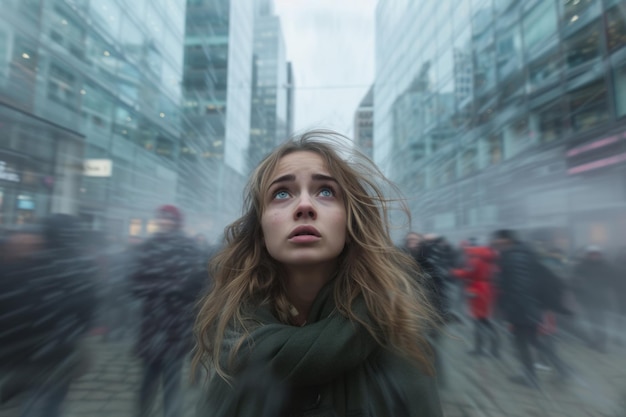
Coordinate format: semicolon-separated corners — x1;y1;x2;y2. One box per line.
274;0;376;137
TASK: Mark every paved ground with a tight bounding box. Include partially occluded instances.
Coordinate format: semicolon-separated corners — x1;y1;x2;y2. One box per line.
1;320;624;417
439;321;626;417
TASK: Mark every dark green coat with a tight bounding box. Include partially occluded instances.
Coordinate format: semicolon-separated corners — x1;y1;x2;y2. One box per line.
198;282;443;417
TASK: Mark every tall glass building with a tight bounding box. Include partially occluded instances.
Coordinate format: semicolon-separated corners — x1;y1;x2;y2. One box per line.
249;0;289;169
0;0;190;237
181;0;254;231
375;0;626;249
354;86;374;159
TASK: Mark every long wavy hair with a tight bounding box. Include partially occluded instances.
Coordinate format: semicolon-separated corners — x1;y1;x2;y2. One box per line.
193;129;437;380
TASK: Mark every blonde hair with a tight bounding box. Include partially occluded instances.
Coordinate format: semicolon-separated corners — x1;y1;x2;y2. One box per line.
193;129;437;380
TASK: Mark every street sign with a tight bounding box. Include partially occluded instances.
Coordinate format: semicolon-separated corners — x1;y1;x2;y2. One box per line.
84;159;112;177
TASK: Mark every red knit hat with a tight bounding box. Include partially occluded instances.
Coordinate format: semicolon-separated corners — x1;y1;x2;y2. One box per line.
156;204;183;226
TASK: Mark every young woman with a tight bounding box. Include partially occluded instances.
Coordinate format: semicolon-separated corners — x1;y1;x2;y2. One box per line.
193;130;442;416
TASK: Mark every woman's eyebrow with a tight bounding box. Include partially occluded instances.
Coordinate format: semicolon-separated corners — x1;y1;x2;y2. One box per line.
312;174;337;183
270;173;336;187
269;174;295;188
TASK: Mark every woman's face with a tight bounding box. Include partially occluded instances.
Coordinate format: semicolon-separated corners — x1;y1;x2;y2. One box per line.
261;151;347;270
405;233;421;250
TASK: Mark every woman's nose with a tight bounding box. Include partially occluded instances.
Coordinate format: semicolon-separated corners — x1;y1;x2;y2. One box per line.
294;194;317;220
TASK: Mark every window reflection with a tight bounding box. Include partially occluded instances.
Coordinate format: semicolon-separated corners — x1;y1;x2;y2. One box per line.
528;49;561;90
496;21;522;80
563;0;599;29
606;5;626;53
504;116;531;159
565;22;601;69
531;100;565;144
462;148;478;175
47;62;79;111
523;1;558;53
569;81;608;132
612;64;626;118
82;82;114;133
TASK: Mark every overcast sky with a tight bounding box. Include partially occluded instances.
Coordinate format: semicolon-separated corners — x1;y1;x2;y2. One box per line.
274;0;377;137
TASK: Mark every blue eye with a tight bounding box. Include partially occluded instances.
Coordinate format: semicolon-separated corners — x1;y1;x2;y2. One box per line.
319;187;334;197
274;190;290;200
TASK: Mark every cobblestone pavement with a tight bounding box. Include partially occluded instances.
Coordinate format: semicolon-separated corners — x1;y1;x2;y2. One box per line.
1;321;624;417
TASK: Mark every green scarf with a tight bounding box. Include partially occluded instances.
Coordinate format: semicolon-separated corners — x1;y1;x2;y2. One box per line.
198;282;442;417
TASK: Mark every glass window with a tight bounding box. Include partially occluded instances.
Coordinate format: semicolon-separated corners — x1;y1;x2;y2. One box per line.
14;37;38;73
568;81;609;132
145;4;164;43
528;49;562;89
434;159;456;186
137;121;157;151
453;27;473;112
82;82;114;132
452;1;471;37
563;0;600;30
435;49;454;91
47;5;85;60
473;47;496;94
19;0;42;22
497;22;523;80
121;0;145;21
0;30;8;85
47;62;78;110
461;148;478;175
500;74;524;103
494;0;515;14
523;1;558;52
606;5;626;53
156;136;175;159
564;22;601;69
90;0;121;41
114;105;139;141
119;14;144;61
85;32;117;76
532;100;565;144
145;44;163;79
612;64;626;118
162;26;184;72
504;116;531;159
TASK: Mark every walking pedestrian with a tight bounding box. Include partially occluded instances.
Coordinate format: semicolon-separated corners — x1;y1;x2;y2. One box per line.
131;205;205;417
491;229;570;388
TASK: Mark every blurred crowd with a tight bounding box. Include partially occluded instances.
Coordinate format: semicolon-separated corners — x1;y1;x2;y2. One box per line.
402;230;626;389
0;205;215;417
1;206;624;415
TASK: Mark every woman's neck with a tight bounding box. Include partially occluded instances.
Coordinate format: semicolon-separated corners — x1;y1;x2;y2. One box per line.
284;265;334;322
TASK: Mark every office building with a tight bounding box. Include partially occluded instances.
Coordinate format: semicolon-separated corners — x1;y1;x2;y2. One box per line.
375;0;626;248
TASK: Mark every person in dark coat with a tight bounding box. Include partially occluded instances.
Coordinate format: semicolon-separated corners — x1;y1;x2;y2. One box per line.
405;233;451;319
0;215;97;417
403;232;451;387
572;246;616;353
131;205;205;417
492;229;569;388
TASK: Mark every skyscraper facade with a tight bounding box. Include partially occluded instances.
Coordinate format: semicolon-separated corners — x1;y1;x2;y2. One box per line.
375;0;626;248
248;2;289;169
0;0;190;237
354;86;374;159
182;0;254;230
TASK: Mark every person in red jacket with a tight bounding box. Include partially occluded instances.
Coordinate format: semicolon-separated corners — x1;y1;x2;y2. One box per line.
453;246;500;357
